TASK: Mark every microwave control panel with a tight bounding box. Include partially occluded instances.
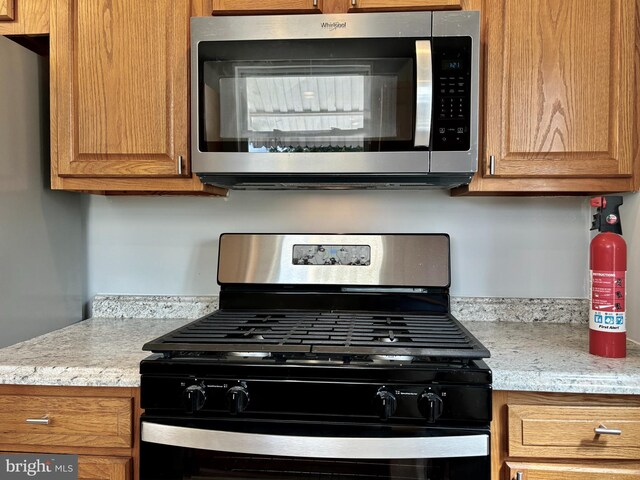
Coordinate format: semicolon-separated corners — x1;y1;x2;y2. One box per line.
430;37;472;152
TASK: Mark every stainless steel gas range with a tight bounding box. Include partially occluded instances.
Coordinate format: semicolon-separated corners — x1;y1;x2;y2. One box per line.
139;234;492;480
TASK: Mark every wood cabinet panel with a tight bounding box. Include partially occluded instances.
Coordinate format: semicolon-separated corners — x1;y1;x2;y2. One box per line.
456;0;639;195
212;0;322;14
0;395;132;449
78;456;131;480
0;0;48;34
492;392;640;480
488;0;633;178
0;0;15;20
348;0;461;12
51;0;189;178
509;404;640;459
507;461;640;480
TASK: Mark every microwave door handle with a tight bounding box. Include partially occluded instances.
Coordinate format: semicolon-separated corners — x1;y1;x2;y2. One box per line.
141;422;489;459
414;40;433;148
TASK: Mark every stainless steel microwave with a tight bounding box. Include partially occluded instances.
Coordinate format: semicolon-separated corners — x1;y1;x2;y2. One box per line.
191;11;479;189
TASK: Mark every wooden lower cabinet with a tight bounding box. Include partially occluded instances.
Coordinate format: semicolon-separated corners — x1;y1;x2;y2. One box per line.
0;385;140;480
506;461;640;480
79;456;131;480
493;391;640;480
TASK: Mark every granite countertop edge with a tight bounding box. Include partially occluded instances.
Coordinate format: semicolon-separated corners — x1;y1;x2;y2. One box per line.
0;296;638;394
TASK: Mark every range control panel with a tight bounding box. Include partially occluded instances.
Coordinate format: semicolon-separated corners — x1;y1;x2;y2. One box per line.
431;36;473;152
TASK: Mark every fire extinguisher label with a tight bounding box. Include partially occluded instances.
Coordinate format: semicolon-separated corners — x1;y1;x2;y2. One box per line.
589;270;626;332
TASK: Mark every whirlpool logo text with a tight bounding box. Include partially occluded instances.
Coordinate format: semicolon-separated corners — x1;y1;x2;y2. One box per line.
321;21;347;31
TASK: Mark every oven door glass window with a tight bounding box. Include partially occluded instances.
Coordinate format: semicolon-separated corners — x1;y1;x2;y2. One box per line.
197;38;418;154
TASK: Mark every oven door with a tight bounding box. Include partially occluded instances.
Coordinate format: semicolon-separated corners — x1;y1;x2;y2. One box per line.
140;418;490;480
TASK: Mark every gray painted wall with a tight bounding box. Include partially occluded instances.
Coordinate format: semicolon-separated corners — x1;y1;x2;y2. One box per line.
0;37;85;348
623;192;640;342
86;192;590;300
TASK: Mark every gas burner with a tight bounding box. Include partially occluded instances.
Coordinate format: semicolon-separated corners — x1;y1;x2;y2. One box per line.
227;351;271;358
371;354;414;362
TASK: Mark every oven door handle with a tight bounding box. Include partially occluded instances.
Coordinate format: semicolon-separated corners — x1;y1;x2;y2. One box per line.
141;422;489;459
414;39;433;148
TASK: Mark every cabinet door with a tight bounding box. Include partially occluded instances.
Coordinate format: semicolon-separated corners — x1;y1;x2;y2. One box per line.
348;0;461;12
211;0;323;14
78;456;131;480
51;0;189;178
0;0;14;20
0;0;49;34
456;0;638;195
485;0;634;179
507;461;640;480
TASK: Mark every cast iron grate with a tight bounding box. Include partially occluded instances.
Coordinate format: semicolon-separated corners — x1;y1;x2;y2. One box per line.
143;310;489;360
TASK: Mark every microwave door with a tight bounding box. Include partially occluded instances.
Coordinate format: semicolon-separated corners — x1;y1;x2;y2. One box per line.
414;40;433;149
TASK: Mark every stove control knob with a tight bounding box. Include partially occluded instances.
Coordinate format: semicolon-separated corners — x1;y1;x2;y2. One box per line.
418;391;444;423
226;385;250;415
183;384;207;413
374;389;397;420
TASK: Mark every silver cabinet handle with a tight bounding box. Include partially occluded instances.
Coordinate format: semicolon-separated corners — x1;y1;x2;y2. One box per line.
313;0;318;6
489;155;495;175
351;0;356;5
26;415;49;425
177;155;183;175
414;40;433;148
515;472;523;480
595;424;622;436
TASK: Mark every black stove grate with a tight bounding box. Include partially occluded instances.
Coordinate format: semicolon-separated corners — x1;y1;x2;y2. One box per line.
143;310;490;360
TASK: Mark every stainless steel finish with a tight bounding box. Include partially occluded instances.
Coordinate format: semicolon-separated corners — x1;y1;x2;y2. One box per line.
26;416;49;425
515;473;523;480
142;422;489;459
217;234;450;287
194;152;429;175
351;0;356;5
313;0;318;5
414;40;433;148
595;424;622;436
191;11;479;186
191;12;432;42
177;155;183;176
429;11;480;174
489;155;495;175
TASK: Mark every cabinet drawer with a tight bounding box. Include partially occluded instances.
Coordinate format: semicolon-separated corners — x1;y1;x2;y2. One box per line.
78;456;131;480
507;461;640;480
509;404;640;459
0;395;132;449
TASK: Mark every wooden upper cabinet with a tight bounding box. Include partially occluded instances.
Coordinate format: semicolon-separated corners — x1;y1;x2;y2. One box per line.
51;0;189;179
0;0;15;20
0;0;49;34
210;0;461;14
211;0;323;14
348;0;461;12
459;0;638;195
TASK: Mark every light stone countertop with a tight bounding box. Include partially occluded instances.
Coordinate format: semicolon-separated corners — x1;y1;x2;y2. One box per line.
0;297;638;393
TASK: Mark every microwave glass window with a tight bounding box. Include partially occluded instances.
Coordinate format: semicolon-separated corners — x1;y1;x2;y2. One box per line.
198;38;416;154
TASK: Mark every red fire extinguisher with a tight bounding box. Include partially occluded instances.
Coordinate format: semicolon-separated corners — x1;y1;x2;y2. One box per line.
589;196;626;358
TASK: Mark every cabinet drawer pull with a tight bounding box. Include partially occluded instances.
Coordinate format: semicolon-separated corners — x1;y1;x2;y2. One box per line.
26;415;50;425
177;155;183;175
351;0;356;5
595;424;622;436
313;0;317;6
515;473;523;480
